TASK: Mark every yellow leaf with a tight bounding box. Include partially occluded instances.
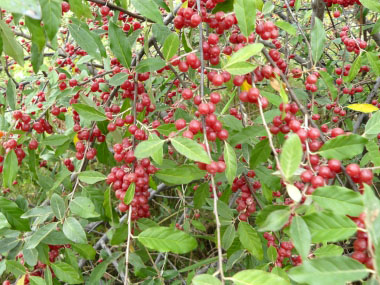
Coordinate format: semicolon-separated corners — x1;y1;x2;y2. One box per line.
181;0;188;8
73;133;79;145
347;104;379;113
241;80;252;91
17;275;25;285
130;244;135;253
270;77;286;92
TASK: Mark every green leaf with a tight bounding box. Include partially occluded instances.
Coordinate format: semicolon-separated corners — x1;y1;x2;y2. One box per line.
88;252;122;283
30;276;46;285
303;211;357;243
238;222;263;260
5;80;15;111
109;22;132;68
217;200;234;220
213;0;234;13
138;226;197;253
364;111;380;139
312;186;363;216
290;216;310;260
68;0;92;18
108;72;128;86
194;183;209;209
0;212;10;229
171;137;211;164
318;134;367;160
39;0;61;42
224;62;257;75
163;32;179;60
262;1;274;14
0;238;19;254
288;256;369;285
319;70;338;101
25;222;58;249
72;103;107;121
50;193;65;220
344;53;362;83
231;269;290;285
124;183;135;205
68;23;102;61
131;0;164;24
70;197;100;218
43;134;69;146
225;43;263;67
234;0;256;38
136;58;166;73
222;224;236;250
0;20;24;66
6;260;26;277
360;0;380;12
311;17;326;63
78;171;106;184
257;207;290;232
366;52;380;76
275;21;296;35
51;262;83;284
280;134;302;180
0;0;41;19
224;141;237;185
192;274;222;285
25;17;45;51
31;43;44;73
134;138;165;161
250;139;271;169
3;149;18;189
314;244;343;258
110;223;128;245
63;217;87;244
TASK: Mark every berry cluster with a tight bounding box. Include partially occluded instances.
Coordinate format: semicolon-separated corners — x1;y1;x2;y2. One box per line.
232;172;259;221
323;0;361;7
263;234;301;268
339;26;367;54
350;213;373;269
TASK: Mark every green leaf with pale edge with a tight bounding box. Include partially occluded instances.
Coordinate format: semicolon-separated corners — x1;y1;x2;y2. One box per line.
360;0;380;12
192;274;222;285
109;22;132;68
78;171;106;184
0;197;30;231
311;18;326;63
6;76;16;110
69;197;100;218
30;276;45;285
63;217;87;244
39;0;61;42
135;138;165;160
280;134;302;180
50;193;65;220
312;186;363;216
138;226;197;254
238;222;263;260
224;141;237;185
0;20;24;65
344;53;362;83
68;23;102;61
194;183;209;209
366;52;380;76
51;262;83;284
0;212;10;229
288;256;369;285
109;72;128;86
163;33;179;60
222;224;235;250
275;21;296;35
225;43;263;67
3;149;18;188
234;0;256;37
6;260;26;277
72;103;107;121
318;134;367;160
364;111;380;139
257;209;290;232
314;244;343;257
290;216;310;260
231;269;290;285
303;211;357;243
124;183;135;205
136;58;166;73
25;222;58;249
319;70;338;101
131;0;164;24
171;137;211;164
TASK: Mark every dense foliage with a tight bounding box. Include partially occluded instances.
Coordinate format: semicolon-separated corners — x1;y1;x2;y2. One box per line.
0;0;380;284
